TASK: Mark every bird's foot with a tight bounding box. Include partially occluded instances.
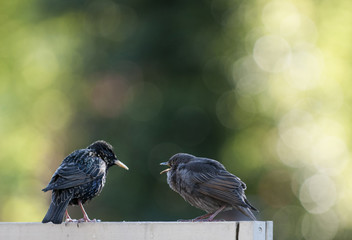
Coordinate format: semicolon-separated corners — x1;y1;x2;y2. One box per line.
65;218;78;223
77;200;100;223
194;219;212;222
194;218;226;222
177;215;226;222
177;213;212;222
177;219;193;222
65;210;77;223
197;206;227;222
65;218;79;226
192;218;214;222
65;217;78;223
78;218;101;223
177;218;214;222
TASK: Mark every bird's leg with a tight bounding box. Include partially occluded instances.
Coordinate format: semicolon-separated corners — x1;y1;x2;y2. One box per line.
178;213;212;222
78;200;96;222
65;210;73;222
191;212;213;221
204;206;227;221
65;210;77;223
179;207;226;222
190;206;227;222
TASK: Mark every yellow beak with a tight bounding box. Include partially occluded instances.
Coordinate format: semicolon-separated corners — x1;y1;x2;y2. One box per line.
114;160;129;170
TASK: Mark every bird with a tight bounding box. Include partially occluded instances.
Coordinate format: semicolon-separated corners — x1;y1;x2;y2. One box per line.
42;140;129;224
160;153;258;221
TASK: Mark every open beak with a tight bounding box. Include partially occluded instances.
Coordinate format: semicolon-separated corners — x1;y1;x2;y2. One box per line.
114;160;129;170
160;162;171;174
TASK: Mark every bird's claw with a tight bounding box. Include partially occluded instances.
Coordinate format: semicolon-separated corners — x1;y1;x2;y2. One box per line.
177;219;191;222
77;218;101;223
65;218;78;226
177;218;223;222
192;218;226;222
193;219;213;222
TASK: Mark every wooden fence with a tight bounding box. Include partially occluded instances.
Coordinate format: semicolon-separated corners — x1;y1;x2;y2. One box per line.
0;221;273;240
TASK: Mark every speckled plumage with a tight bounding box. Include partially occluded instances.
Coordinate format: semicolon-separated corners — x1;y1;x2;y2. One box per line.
42;140;128;224
161;153;258;221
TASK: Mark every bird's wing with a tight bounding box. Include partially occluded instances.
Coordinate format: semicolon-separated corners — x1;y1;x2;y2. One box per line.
43;151;105;191
186;161;249;209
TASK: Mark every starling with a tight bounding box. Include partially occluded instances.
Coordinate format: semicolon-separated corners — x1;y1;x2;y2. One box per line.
42;140;128;224
160;153;258;221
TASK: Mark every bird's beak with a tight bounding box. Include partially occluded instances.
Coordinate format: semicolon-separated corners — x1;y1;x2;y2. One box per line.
114;160;129;170
160;162;171;174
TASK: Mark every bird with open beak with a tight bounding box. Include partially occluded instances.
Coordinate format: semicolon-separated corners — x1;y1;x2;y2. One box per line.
160;153;258;221
42;140;129;224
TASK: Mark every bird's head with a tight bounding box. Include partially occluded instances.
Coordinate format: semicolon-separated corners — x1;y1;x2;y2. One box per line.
160;153;195;174
88;140;129;170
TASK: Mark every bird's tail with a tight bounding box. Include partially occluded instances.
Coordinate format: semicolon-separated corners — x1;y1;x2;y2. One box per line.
42;191;71;224
237;206;257;220
236;197;258;221
244;197;258;212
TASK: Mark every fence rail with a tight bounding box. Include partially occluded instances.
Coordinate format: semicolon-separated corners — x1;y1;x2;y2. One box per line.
0;221;273;240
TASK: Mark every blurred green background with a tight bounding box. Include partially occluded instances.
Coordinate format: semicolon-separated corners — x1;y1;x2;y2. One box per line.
1;0;352;239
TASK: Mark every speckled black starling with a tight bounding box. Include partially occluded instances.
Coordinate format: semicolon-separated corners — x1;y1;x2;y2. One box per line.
42;140;128;224
160;153;258;221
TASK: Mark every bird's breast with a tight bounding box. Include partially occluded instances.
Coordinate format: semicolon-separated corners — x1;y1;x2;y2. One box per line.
167;169;192;195
70;174;106;205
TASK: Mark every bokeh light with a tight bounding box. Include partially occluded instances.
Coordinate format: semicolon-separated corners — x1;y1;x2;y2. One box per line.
253;35;291;73
226;0;352;239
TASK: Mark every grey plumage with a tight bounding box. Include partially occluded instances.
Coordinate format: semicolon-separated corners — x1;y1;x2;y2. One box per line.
160;153;258;221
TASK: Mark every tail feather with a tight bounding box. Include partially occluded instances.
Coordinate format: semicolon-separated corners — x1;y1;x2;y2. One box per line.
244;197;258;212
237;206;257;220
42;191;71;224
236;197;258;221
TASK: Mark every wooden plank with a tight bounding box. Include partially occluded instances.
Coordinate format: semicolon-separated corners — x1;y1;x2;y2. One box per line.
238;221;267;240
266;221;273;240
0;221;273;240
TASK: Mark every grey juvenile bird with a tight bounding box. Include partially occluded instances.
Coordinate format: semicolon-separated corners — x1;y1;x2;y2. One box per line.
160;153;258;221
42;140;128;224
